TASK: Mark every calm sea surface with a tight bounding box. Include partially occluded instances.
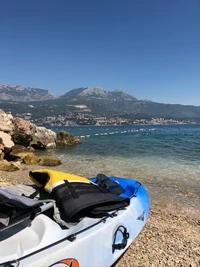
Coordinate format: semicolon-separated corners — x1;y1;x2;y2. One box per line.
38;124;200;193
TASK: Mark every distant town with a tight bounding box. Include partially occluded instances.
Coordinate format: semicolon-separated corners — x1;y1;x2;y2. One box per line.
20;112;197;126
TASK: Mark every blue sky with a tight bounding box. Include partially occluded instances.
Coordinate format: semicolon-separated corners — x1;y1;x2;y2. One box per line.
0;0;199;106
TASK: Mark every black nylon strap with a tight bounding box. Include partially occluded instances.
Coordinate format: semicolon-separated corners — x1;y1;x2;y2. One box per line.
64;180;79;199
112;225;129;253
22;187;40;199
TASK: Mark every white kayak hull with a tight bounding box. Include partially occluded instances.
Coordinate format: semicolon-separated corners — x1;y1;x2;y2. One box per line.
0;177;150;267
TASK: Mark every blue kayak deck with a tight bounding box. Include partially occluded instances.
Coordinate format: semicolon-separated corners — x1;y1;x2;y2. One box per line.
90;176;141;198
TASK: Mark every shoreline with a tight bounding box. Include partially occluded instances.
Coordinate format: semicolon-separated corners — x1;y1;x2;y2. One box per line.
0;166;200;266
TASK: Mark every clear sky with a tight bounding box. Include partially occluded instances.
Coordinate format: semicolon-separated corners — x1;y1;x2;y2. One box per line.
0;0;200;106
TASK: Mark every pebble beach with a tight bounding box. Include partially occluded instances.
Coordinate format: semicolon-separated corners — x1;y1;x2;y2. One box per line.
1;165;199;267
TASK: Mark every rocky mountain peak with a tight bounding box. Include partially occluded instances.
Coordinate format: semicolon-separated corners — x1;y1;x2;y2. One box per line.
111;88;138;100
0;83;57;102
62;87;110;98
63;87;137;100
79;87;109;97
113;88;128;94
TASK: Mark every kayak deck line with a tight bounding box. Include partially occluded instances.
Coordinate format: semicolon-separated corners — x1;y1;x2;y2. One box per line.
1;209;121;266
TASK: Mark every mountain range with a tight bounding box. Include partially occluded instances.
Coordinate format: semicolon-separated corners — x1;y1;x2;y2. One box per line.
0;83;57;101
0;83;200;121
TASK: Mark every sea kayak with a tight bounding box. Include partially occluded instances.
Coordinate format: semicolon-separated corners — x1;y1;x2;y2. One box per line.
0;171;150;267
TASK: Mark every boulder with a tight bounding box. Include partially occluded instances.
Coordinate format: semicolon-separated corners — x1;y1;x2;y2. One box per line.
1;112;80;150
8;145;35;161
0;110;81;172
56;130;81;146
23;153;40;165
38;155;62;166
10;160;21;167
0;131;15;154
11;117;36;147
30;126;57;149
0;110;14;133
0;159;20;172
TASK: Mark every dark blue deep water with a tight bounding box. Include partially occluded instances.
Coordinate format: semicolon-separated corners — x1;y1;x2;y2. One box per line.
50;124;200;162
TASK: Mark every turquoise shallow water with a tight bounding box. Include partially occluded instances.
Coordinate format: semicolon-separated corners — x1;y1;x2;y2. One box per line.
45;124;200;184
34;124;200;210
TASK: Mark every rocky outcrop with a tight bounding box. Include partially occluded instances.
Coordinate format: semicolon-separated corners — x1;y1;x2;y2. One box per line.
0;131;14;148
0;131;15;155
11;117;36;147
8;145;34;161
30;126;57;149
11;117;57;149
56;131;81;146
0;109;81;171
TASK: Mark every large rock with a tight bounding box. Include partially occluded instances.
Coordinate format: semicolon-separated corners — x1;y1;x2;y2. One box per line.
0;110;14;133
0;159;20;172
23;152;40;165
38;155;62;166
56;130;81;146
11;117;36;147
0;131;15;154
30;127;57;149
1;111;80;150
8;145;35;161
0;110;80;172
11;118;57;149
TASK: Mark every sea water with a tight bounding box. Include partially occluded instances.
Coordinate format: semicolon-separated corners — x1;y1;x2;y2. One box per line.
35;124;200;210
39;124;200;185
